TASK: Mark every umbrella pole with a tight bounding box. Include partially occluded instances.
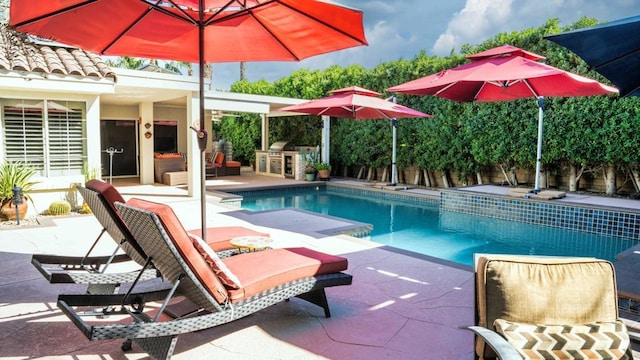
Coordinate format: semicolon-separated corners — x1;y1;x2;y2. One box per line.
534;96;544;193
391;96;398;186
391;119;398;186
198;3;208;241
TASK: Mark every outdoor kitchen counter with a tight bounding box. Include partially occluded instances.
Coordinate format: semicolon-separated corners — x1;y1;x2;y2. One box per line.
255;150;302;179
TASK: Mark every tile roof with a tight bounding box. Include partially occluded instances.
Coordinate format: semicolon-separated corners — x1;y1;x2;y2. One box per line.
0;31;116;81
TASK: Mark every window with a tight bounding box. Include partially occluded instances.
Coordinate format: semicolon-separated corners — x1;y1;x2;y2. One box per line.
2;100;86;176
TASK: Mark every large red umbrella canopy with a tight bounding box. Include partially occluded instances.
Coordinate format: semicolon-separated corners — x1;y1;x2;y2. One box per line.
279;86;431;185
9;0;367;63
10;0;368;239
388;45;617;191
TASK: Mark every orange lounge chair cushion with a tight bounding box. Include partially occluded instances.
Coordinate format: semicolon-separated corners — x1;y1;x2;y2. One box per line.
124;198;348;305
86;179;137;241
187;227;270;252
225;247;348;302
86;178;127;214
126;198;229;304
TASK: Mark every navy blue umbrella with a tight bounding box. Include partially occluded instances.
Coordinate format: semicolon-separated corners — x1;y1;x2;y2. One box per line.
545;15;640;97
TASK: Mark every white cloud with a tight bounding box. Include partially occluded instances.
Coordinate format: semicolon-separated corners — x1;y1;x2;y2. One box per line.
432;0;514;55
210;0;639;90
431;0;639;56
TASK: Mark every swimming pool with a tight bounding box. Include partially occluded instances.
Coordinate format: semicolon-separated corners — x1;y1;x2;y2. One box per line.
236;186;638;266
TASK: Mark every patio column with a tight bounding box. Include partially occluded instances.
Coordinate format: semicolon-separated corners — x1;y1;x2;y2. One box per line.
261;114;269;151
186;93;201;199
139;102;154;184
85;95;101;179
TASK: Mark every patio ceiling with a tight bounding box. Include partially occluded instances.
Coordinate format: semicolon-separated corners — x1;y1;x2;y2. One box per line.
104;68;305;117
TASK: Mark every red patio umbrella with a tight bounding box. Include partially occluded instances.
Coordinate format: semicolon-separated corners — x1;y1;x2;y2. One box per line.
278;86;431;185
10;0;367;239
388;45;617;192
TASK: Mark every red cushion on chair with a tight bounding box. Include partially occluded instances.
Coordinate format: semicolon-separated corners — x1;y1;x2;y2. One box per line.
85;179;138;242
225;247;348;302
86;179;126;210
125;198;229;304
226;160;242;167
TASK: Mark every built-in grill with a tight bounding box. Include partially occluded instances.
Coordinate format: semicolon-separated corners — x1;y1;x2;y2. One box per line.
268;141;295;157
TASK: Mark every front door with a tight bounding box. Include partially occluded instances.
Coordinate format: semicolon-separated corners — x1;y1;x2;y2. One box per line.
100;120;138;178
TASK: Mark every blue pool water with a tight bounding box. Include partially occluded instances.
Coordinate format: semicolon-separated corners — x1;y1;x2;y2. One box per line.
237;187;638;266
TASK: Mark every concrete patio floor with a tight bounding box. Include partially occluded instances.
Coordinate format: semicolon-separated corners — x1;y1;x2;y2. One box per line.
1;173;639;359
0;175;475;359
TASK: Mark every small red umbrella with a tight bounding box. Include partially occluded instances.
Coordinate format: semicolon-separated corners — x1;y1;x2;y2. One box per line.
278;86;431;185
10;0;367;238
388;45;617;191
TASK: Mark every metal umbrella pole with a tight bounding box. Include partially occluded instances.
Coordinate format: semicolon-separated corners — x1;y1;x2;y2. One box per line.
534;96;544;193
391;96;398;186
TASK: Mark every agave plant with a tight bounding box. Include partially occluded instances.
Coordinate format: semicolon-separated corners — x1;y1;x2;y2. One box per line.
0;161;38;205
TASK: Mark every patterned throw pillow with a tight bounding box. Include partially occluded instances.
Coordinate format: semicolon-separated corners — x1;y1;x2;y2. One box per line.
190;233;242;289
494;318;631;360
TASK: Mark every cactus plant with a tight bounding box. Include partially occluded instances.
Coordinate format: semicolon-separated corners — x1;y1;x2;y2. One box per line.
48;200;71;216
78;201;92;214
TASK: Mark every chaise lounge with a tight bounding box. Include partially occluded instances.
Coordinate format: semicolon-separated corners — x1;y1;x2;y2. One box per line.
32;179;270;294
57;198;352;359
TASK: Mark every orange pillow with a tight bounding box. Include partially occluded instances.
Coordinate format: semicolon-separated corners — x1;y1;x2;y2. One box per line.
190;233;242;289
214;152;224;165
125;198;229;304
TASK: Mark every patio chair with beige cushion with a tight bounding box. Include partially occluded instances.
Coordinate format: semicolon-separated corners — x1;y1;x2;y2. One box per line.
467;254;639;359
57;198;352;359
32;179;269;294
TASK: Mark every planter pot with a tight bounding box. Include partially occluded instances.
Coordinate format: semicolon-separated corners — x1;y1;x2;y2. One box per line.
0;199;28;221
317;169;331;180
305;173;316;181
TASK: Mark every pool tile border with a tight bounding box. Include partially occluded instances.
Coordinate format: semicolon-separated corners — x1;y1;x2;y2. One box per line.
440;189;640;240
326;183;440;206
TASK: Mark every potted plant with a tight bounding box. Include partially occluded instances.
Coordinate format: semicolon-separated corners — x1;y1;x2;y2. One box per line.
304;164;317;181
315;162;332;180
0;161;38;221
302;151;319;181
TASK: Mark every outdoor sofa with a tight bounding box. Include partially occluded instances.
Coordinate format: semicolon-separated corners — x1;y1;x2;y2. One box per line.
205;151;241;177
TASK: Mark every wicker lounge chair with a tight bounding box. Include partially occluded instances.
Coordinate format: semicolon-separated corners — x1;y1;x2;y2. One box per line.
57;198;352;359
467;254;639;359
32;179;269;294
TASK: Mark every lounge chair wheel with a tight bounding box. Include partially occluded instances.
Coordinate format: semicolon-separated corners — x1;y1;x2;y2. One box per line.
121;339;132;352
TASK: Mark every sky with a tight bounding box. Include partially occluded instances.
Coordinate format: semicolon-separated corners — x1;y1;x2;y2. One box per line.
209;0;639;91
